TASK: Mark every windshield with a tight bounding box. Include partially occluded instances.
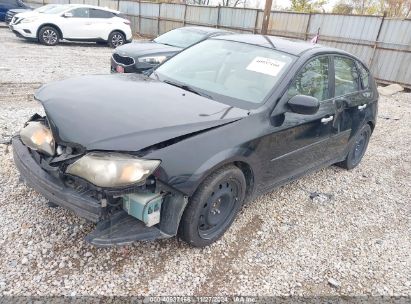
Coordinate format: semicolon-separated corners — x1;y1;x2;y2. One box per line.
34;4;59;13
154;28;206;48
155;39;295;108
43;5;69;14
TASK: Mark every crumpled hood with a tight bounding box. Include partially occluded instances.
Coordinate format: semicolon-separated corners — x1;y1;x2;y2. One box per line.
35;74;248;152
114;41;181;59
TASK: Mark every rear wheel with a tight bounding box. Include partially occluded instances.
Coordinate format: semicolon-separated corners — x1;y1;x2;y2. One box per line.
179;165;246;247
108;31;125;48
38;26;60;46
337;124;372;170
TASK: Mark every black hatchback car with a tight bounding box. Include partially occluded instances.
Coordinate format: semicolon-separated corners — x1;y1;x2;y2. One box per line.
13;35;378;247
111;26;231;73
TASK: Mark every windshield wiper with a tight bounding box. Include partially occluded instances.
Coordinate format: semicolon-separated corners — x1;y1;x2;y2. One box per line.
163;80;213;100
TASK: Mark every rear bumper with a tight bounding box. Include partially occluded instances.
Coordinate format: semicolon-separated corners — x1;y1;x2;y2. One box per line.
12;137;103;222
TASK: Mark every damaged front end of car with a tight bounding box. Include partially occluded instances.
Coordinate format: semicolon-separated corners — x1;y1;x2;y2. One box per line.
13;114;188;247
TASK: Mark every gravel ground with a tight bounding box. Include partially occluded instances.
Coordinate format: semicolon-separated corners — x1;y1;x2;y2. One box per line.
0;27;410;297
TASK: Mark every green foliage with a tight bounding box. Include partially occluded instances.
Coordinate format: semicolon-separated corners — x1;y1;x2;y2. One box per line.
290;0;329;12
331;0;411;17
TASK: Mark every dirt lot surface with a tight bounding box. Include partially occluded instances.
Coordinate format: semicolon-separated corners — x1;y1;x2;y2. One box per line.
0;28;410;297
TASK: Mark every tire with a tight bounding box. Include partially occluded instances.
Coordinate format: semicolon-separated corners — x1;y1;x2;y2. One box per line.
179;165;246;247
38;26;60;46
108;31;125;48
337;124;372;170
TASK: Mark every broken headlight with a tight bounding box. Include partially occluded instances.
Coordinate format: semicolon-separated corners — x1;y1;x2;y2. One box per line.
20;121;55;156
66;152;160;188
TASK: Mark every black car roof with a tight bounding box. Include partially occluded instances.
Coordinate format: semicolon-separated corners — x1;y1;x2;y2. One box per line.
213;34;344;56
182;26;232;35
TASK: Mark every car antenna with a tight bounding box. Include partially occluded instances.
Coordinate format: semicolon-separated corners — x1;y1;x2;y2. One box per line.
263;35;276;49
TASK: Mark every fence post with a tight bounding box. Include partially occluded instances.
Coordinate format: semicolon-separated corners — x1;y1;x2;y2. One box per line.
368;12;386;69
261;0;272;34
253;10;259;34
183;4;187;27
138;0;141;36
305;11;312;41
216;5;221;29
157;2;161;36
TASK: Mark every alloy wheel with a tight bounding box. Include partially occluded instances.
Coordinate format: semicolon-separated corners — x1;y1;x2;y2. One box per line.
111;34;124;47
42;29;58;45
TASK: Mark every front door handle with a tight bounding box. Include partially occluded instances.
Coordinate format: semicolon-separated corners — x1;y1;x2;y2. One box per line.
358;104;367;110
321;116;334;124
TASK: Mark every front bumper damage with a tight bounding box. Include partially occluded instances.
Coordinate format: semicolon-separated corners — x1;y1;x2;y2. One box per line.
13;137;103;222
12;136;185;247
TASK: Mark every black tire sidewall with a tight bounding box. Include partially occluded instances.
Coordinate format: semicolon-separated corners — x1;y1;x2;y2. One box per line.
346;124;372;169
39;26;59;46
108;31;125;48
179;166;246;247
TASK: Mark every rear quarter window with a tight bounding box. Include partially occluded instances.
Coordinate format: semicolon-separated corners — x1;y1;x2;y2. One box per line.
90;9;115;18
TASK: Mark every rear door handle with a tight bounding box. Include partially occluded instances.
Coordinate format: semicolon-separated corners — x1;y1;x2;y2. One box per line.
358;104;367;110
321;116;334;124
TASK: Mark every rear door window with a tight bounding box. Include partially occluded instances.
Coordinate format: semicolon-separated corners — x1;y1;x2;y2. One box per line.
70;7;89;18
334;56;360;97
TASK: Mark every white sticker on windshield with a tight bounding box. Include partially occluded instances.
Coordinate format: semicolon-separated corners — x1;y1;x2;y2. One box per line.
246;57;286;77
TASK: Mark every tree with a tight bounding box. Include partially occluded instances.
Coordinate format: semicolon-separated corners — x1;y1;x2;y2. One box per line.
220;0;248;7
382;0;411;17
184;0;210;5
289;0;328;13
332;1;354;13
331;0;411;17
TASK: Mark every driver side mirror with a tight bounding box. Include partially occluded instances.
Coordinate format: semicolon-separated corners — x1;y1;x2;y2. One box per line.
63;12;73;18
288;95;319;115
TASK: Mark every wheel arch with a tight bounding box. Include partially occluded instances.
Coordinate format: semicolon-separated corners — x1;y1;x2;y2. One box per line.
37;23;63;40
367;120;375;133
188;156;256;203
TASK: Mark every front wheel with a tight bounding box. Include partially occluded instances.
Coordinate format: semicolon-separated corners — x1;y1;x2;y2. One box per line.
337;124;372;170
38;26;60;46
179;165;246;247
108;31;125;48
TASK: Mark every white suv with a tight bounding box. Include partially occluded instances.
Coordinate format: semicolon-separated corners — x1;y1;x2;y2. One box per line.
9;4;132;47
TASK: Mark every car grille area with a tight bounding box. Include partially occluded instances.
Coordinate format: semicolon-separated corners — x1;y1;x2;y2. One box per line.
5;12;15;24
112;53;135;66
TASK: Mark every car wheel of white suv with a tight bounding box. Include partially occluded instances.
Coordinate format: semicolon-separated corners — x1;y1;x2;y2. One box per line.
38;26;60;46
108;31;125;48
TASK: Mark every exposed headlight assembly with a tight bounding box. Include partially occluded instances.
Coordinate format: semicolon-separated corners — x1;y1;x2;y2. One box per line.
20;17;39;23
139;55;167;65
66;152;160;188
20;121;55;156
